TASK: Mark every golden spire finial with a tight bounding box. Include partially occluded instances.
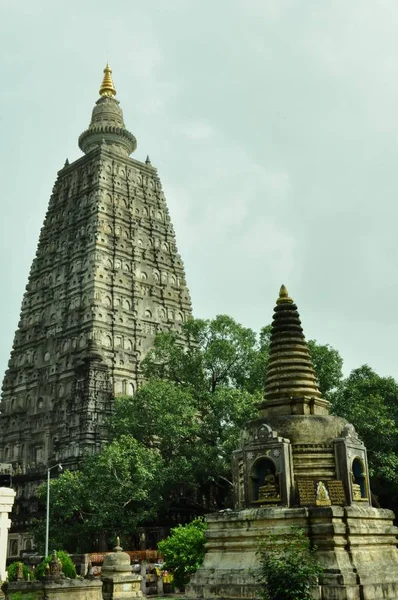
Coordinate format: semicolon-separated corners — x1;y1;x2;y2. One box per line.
276;284;293;305
99;62;117;97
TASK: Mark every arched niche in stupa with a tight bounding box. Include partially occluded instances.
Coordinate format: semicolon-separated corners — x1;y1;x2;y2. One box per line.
250;456;280;504
334;425;371;505
232;419;294;509
352;456;368;501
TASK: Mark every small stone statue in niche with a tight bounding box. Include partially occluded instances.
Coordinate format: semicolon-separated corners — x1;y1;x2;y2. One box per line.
316;481;331;506
46;550;64;580
352;457;368;501
251;458;280;503
16;562;24;581
352;476;362;501
258;469;280;501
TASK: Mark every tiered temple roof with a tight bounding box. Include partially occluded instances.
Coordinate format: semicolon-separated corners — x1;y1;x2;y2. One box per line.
260;285;329;416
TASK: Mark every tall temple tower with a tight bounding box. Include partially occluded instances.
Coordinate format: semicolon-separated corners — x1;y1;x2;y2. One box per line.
0;65;192;550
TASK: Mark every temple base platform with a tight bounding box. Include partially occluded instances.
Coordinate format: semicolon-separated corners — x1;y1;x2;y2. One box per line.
187;506;398;600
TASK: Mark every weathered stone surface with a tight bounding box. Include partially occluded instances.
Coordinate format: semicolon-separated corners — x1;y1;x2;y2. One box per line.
188;506;398;600
102;574;143;600
0;65;192;549
260;284;329;417
3;578;103;600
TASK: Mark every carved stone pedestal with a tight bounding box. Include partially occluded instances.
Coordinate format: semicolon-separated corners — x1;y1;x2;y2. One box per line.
102;574;143;600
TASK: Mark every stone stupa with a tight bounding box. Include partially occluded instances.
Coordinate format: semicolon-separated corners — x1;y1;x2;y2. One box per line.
188;285;398;600
101;537;142;599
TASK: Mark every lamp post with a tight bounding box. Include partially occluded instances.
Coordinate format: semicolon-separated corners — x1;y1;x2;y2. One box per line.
45;463;62;558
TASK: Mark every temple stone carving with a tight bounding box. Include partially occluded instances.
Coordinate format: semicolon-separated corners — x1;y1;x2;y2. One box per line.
188;285;398;600
0;64;192;551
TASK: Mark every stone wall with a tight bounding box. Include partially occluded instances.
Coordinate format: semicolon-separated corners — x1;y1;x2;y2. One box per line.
3;578;103;600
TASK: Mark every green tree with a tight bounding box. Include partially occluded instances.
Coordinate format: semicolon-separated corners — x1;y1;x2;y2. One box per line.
140;315;342;400
244;325;271;395
258;527;323;600
110;383;255;512
31;436;161;553
329;365;398;507
158;518;207;590
141;315;259;394
307;339;343;398
31;470;87;552
35;551;76;580
111;316;260;512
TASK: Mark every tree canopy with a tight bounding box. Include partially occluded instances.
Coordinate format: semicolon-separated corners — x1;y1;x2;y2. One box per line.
329;365;398;508
32;436;161;553
140;315;260;395
157;518;207;589
111;316;261;513
140;317;343;399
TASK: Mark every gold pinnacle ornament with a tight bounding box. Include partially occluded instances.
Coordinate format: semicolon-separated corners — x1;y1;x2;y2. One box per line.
276;284;293;305
99;62;117;97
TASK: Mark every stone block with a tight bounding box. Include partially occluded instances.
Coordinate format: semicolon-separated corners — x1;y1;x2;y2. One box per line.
102;574;142;599
2;578;103;600
187;505;398;600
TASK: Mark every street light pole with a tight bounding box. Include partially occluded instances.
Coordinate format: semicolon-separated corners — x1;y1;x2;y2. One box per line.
45;463;62;558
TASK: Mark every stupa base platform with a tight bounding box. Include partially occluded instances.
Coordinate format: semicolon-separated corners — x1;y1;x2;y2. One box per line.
187;506;398;600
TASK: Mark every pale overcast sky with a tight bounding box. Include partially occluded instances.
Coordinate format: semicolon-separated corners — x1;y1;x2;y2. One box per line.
1;0;398;380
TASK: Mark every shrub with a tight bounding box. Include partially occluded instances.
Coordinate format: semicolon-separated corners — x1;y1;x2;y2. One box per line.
257;527;324;600
157;518;207;589
35;551;76;580
7;561;34;582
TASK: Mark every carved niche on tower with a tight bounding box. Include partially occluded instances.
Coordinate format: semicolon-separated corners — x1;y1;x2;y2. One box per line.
71;341;113;451
334;424;370;505
232;420;293;510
